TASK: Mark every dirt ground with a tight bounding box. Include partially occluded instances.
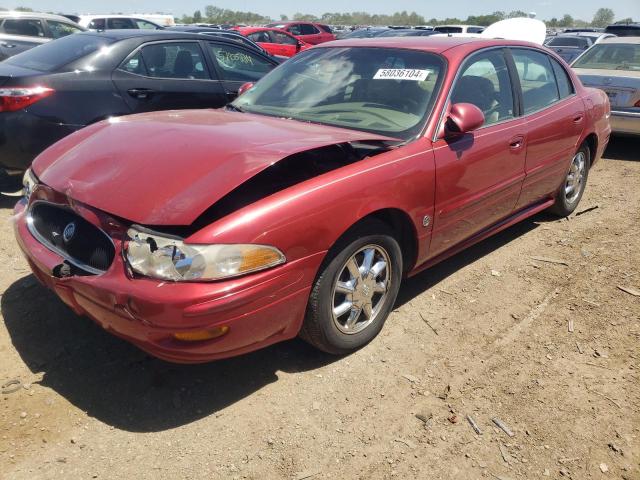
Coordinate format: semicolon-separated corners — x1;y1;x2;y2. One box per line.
0;137;638;480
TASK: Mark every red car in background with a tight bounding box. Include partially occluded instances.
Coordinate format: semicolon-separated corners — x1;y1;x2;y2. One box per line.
264;21;335;44
234;27;310;57
15;37;610;363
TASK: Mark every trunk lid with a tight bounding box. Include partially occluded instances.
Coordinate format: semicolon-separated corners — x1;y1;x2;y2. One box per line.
575;69;640;108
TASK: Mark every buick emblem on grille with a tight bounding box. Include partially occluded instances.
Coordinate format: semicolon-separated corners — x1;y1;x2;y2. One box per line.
62;222;76;243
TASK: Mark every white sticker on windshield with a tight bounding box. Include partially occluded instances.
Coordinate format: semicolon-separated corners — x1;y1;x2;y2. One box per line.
373;69;430;81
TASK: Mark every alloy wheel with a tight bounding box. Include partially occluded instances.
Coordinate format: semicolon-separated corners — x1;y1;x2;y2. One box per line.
331;244;391;335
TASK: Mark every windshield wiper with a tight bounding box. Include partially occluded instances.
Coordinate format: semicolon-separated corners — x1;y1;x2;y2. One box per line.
226;104;244;113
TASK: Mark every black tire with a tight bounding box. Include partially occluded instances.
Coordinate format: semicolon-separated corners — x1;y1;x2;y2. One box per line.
300;219;403;355
548;144;590;217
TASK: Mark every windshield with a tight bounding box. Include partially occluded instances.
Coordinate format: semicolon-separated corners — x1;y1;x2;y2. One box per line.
233;47;445;140
547;37;590;48
5;34;115;71
572;43;640;71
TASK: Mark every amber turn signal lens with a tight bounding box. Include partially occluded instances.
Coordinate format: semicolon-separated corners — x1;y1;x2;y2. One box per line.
239;248;283;273
172;326;229;342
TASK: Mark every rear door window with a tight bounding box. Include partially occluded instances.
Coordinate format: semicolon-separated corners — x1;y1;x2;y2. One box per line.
451;49;515;126
107;18;136;29
87;18;106;30
1;19;45;37
208;42;273;82
550;57;575;98
247;31;271;43
119;50;148;75
140;42;209;79
47;20;84;39
300;24;320;35
271;31;297;45
287;24;302;36
511;48;560;114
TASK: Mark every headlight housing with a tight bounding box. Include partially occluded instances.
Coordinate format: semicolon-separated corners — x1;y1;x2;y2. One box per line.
22;168;37;199
125;227;285;282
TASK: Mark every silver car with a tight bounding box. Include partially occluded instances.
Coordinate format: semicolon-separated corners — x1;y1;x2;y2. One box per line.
572;37;640;135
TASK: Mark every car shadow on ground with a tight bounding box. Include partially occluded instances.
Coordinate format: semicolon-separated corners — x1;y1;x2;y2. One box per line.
1;213;548;433
603;135;639;161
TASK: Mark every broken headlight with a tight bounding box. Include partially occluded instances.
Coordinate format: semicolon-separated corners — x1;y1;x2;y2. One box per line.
22;168;37;200
125;227;285;281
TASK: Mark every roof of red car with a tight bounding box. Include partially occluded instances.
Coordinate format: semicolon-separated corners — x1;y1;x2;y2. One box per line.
318;36;541;55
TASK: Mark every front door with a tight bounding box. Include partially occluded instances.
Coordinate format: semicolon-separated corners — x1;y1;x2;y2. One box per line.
430;48;527;256
206;41;277;98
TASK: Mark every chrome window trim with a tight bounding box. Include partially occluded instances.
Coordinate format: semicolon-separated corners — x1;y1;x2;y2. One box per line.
433;45;580;141
26;200;115;275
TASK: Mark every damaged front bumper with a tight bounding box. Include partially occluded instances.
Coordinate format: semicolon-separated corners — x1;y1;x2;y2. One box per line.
13;199;324;363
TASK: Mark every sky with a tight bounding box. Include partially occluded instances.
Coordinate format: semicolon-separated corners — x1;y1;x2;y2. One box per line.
3;0;639;21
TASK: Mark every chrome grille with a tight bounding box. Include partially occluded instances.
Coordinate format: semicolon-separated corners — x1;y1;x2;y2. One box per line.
27;202;115;274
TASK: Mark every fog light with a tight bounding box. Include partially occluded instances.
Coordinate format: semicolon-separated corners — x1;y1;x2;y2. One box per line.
172;326;229;342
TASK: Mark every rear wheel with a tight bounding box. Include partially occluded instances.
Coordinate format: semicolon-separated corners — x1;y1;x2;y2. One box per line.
549;144;590;217
300;220;402;354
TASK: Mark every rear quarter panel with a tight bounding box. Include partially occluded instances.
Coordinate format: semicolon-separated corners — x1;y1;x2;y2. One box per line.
581;86;611;164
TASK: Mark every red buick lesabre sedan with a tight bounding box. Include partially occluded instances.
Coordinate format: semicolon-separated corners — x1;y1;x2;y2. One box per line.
14;37;610;363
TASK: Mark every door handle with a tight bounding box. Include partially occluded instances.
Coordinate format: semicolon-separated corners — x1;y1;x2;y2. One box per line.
1;43;16;48
509;135;525;150
127;88;154;99
573;114;584;123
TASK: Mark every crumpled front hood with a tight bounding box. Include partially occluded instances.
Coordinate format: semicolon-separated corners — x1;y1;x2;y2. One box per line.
33;109;394;225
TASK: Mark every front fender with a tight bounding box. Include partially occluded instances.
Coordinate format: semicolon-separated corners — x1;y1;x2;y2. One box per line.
188;139;436;271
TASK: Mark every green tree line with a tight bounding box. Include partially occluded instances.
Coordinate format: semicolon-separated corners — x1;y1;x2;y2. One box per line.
177;6;634;27
0;5;634;28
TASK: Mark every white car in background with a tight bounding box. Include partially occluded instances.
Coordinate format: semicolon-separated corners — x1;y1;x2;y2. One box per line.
78;15;163;31
572;37;640;136
433;24;485;34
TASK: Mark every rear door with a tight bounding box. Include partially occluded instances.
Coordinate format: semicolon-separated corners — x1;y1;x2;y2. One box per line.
430;48;527;256
111;40;228;112
205;41;277;99
509;48;585;209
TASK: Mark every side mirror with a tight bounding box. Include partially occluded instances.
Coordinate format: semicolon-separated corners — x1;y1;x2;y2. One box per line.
445;103;485;136
237;82;254;96
296;41;302;52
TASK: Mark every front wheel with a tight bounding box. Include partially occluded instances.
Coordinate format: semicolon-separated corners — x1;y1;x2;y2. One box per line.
300;220;402;355
549;144;590;217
